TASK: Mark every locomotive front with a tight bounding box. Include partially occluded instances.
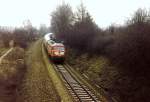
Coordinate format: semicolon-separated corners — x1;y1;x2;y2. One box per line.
50;43;65;61
44;33;66;62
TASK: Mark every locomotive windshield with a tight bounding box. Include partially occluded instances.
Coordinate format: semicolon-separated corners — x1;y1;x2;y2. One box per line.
54;39;63;43
53;46;65;51
47;40;55;45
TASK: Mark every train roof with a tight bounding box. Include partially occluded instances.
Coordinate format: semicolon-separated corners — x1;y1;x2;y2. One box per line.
44;33;53;41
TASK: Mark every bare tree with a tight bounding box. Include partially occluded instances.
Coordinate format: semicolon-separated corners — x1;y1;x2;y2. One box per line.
106;9;150;102
23;20;37;41
128;8;150;25
76;2;87;22
38;24;50;36
51;3;74;41
13;28;28;48
0;27;12;47
68;3;100;53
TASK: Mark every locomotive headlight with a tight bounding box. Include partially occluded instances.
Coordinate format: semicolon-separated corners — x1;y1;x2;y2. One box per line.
60;52;64;55
54;51;59;55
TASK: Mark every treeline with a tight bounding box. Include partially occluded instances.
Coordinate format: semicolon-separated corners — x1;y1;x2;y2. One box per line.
51;3;112;54
105;9;150;102
51;3;150;76
0;22;50;48
51;3;150;102
0;27;36;48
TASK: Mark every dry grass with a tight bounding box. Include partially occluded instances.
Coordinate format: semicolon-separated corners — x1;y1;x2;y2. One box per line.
0;47;25;102
66;49;119;101
16;39;60;102
0;47;9;56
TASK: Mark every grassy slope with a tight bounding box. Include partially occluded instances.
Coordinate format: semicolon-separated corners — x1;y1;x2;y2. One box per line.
66;50;119;102
17;40;60;102
67;51;150;102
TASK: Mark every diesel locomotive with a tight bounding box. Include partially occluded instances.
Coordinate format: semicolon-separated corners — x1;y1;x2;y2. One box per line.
44;33;65;61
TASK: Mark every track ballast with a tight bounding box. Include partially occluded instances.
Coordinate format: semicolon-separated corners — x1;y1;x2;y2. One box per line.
53;63;101;102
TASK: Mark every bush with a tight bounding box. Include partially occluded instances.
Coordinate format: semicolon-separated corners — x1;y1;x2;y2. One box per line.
107;17;150;102
0;31;12;48
109;23;150;75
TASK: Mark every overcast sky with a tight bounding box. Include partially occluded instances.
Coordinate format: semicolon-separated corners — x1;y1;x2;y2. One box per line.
0;0;150;28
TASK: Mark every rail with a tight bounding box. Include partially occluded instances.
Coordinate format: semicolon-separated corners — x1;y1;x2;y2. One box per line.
52;63;101;102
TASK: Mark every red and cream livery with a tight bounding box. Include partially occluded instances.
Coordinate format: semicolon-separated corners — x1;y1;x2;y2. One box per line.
44;33;65;61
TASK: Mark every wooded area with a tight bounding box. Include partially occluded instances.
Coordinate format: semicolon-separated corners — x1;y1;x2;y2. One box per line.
51;3;150;102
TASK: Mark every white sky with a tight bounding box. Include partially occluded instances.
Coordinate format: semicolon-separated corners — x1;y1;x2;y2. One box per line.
0;0;150;28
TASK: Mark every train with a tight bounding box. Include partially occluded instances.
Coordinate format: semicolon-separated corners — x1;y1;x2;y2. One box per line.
44;33;65;62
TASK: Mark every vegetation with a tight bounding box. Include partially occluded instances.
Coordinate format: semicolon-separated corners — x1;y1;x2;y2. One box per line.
0;47;25;102
0;28;12;48
38;24;50;37
0;21;38;49
0;48;9;56
13;28;36;48
51;3;106;53
17;40;60;102
105;9;150;102
0;2;149;102
51;3;74;42
51;3;150;102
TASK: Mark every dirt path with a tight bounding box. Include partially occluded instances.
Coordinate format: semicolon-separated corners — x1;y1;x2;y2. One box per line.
0;47;25;102
0;48;13;64
16;40;60;102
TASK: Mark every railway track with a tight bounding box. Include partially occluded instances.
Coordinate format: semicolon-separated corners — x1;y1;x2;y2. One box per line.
52;63;101;102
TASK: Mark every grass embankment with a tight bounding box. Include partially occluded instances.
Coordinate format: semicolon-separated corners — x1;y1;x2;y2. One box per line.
0;47;25;102
67;49;150;102
42;42;73;102
66;49;119;102
16;40;60;102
